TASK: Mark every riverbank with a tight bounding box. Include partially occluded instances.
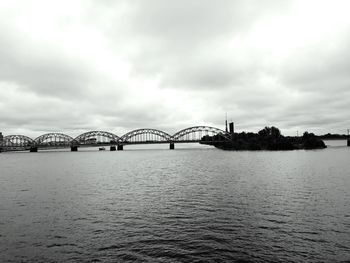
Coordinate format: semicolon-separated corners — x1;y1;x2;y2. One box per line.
201;126;327;151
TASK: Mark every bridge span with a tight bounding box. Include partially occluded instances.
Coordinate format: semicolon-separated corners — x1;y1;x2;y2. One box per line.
0;126;231;152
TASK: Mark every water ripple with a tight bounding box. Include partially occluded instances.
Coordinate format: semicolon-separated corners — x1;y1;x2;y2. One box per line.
0;147;349;262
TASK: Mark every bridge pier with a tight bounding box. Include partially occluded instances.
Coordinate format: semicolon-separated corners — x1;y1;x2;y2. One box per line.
30;147;38;152
110;146;116;151
117;145;123;151
347;139;350;146
169;143;175;150
71;146;78;152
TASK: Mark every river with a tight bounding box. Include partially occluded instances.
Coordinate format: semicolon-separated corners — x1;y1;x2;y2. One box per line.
0;141;349;262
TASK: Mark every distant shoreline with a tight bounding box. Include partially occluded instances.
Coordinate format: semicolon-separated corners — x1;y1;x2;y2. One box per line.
201;126;328;151
319;138;348;141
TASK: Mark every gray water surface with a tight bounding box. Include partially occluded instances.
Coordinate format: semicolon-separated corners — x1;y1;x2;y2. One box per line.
1;143;349;262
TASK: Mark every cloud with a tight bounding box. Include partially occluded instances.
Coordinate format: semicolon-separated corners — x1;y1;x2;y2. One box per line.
0;0;350;137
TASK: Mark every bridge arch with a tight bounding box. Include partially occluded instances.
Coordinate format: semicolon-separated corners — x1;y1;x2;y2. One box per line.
34;133;74;147
2;135;34;148
172;126;228;141
74;131;120;145
120;128;172;143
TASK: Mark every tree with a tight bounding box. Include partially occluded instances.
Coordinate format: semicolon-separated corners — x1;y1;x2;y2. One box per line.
258;127;270;137
270;126;281;138
258;126;281;138
303;131;315;139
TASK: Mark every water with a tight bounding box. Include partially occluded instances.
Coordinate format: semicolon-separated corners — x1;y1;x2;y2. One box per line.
0;142;349;262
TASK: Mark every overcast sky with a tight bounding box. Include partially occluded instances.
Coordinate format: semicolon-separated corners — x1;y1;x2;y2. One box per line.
1;0;350;137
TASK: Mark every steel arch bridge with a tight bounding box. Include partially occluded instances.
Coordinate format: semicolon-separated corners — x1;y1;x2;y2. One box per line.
172;126;229;142
0;125;230;152
120;128;172;144
1;135;34;149
34;133;74;147
74;131;120;145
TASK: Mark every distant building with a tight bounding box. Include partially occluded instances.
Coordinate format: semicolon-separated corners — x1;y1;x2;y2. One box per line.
229;122;234;134
0;133;3;151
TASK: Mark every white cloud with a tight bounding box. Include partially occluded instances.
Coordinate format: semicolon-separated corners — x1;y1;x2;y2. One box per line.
1;0;350;137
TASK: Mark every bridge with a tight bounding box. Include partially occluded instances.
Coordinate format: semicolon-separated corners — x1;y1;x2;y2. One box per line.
0;126;232;152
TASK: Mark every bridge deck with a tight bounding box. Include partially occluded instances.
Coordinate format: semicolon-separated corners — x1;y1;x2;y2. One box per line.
1;140;227;151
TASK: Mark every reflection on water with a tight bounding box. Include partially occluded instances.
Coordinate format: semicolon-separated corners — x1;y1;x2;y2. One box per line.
324;139;348;147
0;144;349;262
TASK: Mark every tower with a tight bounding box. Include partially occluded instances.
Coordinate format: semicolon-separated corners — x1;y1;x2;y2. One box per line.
229;122;234;134
0;132;3;152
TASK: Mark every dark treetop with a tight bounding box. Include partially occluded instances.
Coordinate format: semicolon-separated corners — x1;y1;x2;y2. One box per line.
201;126;327;151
